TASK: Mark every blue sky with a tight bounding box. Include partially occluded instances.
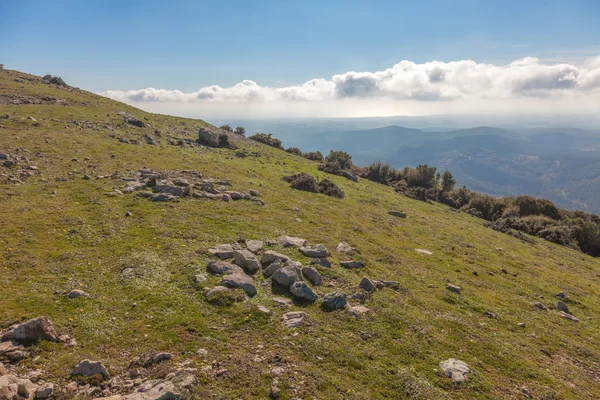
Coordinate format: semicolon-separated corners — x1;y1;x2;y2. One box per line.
2;0;599;92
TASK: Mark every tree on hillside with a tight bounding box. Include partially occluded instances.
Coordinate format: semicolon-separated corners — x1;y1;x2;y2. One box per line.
220;125;233;132
406;164;437;188
441;170;456;192
234;126;246;136
325;150;353;169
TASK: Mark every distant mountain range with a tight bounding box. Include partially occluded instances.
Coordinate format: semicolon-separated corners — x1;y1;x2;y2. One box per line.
289;125;600;213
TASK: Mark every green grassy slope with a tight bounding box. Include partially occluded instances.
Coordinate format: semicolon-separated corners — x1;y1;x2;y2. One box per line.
1;69;600;399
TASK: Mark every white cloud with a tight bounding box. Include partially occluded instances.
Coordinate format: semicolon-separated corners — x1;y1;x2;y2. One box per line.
98;56;600;118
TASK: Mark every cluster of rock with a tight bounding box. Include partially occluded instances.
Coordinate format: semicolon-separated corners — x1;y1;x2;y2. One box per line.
531;291;580;322
118;169;263;204
0;149;41;185
197;127;236;149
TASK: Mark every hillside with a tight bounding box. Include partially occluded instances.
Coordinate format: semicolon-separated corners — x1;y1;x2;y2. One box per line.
1;69;600;400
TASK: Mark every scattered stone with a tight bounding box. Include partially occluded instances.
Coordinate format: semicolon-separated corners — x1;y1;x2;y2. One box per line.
483;311;497;319
533;302;547;310
233;250;261;274
336;241;355;254
388;210;407;218
125;211;132;217
358;277;376;292
300;244;329;258
0;374;37;400
207;260;244;276
555;291;567;299
249;189;260;197
290;282;318;302
272;265;302;287
340;261;365;269
347;305;370;318
263;259;283;278
439;358;470;382
66;289;88;299
310;257;331;268
270;379;280;399
278;236;306;248
282;312;307;328
72;359;109;378
193;273;208;283
518;322;526;328
302;267;322;286
322;292;347;310
261;251;290;265
1;316;59;343
556;301;569;313
197;349;208;357
145;352;172;367
415;249;433;255
373;280;400;289
150;193;177;202
208;244;235;259
257;305;271;314
246;240;264;253
560;311;580;322
446;284;461;294
0;363;6;376
221;273;257;296
273;297;293;307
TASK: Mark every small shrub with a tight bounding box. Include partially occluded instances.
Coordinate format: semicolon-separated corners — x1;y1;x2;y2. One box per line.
325;150;353;169
283;173;320;193
303;151;324;162
234;126;246;136
218;133;230;148
249;133;283;149
286;147;302;155
207;288;247;306
318;179;345;198
219;125;233;132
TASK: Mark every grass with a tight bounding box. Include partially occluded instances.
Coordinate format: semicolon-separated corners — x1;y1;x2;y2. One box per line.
1;69;600;399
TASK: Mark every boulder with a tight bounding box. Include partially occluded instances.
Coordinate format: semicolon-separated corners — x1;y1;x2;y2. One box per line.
72;359;109;378
439;358;470;382
1;317;59;343
446;284;461;294
388;210;407;218
221;273;257;297
261;251;290;265
246;240;264;253
272;265;302;287
290;282;318;302
321;292;347;310
556;301;569;313
154;184;186;197
336;241;355;254
299;244;329;258
197;128;220;147
35;383;54;399
278;236;307;248
347;305;370;318
263;259;282;278
310;258;331;268
66;289;88;299
207;260;243;275
358;277;376;292
208;244;235;260
233;250;260;274
302;267;322;286
555;291;567;299
560;311;580;322
340;261;365;269
282;312;307;328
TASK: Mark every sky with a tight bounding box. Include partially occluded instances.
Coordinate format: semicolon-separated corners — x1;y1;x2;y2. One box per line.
2;0;600;118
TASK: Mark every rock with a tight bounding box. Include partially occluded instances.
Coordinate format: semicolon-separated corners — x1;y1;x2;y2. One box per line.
278;236;307;248
533;302;547;310
197;127;221;147
439;358;470;382
415;249;433;255
322;292;347;310
388;210;407;218
66;289;88;299
233;250;260;274
483;311;497;319
340;261;365;269
125;211;133;217
207;260;243;275
261;251;290;265
35;382;54;399
221;273;257;296
154;184;186;197
270;379;280;399
560;311;580;322
257;305;271;314
446;284;461;294
208;244;235;259
172;177;189;187
205;286;231;299
246;240;264;253
273;297;293;307
249;189;260;197
282;312;307;328
150;193;177;202
555;291;567;299
272;265;302;287
197;348;208;357
151;352;172;365
556;301;569;313
227;191;244;200
299;244;329;258
0;363;6;376
290;282;318;302
358;277;376;292
97;380;180;399
1;317;59;343
222;194;231;202
302;267;322;286
0;341;24;361
347;305;370;318
336;241;355;254
263;259;282;278
373;280;399;289
310;258;331;268
0;374;38;400
72;359;109;378
193;273;208;283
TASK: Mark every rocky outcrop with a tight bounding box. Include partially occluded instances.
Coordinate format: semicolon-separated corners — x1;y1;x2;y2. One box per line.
1;317;59;343
72;359;110;378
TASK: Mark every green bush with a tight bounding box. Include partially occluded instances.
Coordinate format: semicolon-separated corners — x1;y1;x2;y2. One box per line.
325;150;353;169
249;133;283;149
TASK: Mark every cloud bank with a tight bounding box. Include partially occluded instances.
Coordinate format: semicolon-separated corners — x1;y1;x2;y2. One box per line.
99;56;600;118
